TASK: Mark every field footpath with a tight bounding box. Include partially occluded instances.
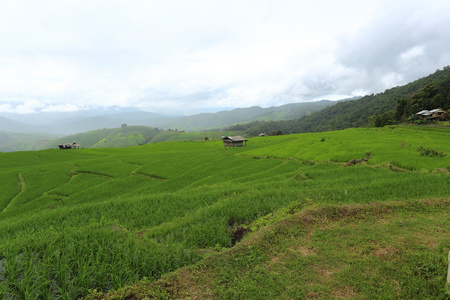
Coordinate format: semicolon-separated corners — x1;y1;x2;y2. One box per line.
69;170;115;181
131;171;166;181
1;173;25;213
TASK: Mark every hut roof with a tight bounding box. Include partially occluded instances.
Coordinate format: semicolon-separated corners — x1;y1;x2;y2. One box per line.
222;136;248;142
416;110;431;115
429;108;446;113
59;142;79;146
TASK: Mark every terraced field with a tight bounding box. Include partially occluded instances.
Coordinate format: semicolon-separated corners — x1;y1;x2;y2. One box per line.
0;125;449;299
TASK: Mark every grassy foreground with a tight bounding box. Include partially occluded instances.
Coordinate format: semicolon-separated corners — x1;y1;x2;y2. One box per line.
93;198;450;299
0;125;450;299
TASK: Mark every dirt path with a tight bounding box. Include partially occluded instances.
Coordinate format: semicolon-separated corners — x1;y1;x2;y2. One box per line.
2;173;25;213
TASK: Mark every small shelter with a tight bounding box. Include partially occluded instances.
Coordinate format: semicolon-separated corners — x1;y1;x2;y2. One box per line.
221;136;248;147
58;142;81;150
416;110;431;120
429;109;447;120
416;109;447;121
258;132;267;137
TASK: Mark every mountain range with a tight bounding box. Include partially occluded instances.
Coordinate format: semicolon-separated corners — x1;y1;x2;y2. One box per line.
0;100;342;151
0;100;341;135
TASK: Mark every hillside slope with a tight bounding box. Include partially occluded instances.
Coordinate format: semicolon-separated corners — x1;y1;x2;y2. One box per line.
0;116;35;133
94;198;449;299
38;126;160;149
37;126;241;150
1;126;449;299
0;131;55;152
158;100;339;131
295;67;450;132
227;66;450;135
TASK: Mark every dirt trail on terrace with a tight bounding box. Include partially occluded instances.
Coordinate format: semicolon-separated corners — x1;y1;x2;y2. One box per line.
2;173;25;213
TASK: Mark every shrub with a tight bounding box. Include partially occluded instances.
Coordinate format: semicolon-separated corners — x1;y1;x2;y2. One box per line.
417;146;447;157
272;130;283;136
398;141;407;148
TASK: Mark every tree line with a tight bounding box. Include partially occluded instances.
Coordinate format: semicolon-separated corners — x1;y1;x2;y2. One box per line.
371;76;450;127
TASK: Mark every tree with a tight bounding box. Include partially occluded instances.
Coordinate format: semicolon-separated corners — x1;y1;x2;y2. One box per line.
404;82;439;115
272;130;283;136
395;98;408;120
372;110;395;127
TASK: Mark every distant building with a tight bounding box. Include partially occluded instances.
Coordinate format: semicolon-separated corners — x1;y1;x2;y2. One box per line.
258;132;267;137
429;109;447;120
416;110;431;119
221;136;248;147
58;142;81;149
416;109;447;121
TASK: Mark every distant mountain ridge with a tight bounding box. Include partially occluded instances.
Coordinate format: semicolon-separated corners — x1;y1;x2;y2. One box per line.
0;116;34;133
0;110;172;135
0;100;340;135
157;100;341;131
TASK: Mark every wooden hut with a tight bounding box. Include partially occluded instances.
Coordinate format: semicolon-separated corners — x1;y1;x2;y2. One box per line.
429;109;447;121
58;142;81;149
416;110;431;120
416;109;447;121
221;136;248;147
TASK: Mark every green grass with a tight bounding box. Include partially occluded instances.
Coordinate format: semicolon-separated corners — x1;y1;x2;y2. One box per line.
1;125;449;299
208;200;449;300
38;126;160;149
90;199;450;300
0;131;55;152
239;126;450;171
37;126;242;150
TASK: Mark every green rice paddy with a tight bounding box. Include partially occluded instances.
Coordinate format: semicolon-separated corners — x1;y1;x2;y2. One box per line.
0;125;449;299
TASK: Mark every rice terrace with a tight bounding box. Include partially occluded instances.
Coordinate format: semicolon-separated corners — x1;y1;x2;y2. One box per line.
0;125;450;299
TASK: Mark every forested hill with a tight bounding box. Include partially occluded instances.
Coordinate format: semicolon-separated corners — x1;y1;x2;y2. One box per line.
158;100;340;131
227;66;450;135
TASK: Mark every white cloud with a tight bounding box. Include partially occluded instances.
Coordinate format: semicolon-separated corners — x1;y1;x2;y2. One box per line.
14;100;46;114
399;46;425;62
0;0;449;114
0;103;13;113
41;104;82;112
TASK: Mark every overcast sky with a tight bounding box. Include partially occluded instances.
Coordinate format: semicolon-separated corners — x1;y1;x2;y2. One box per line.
0;0;449;115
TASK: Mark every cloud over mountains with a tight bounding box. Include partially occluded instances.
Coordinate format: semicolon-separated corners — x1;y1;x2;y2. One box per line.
0;0;449;115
